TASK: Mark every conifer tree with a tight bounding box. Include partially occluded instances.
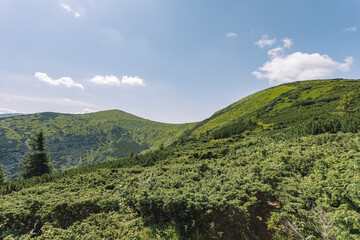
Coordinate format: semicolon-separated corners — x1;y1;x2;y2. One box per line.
21;130;52;179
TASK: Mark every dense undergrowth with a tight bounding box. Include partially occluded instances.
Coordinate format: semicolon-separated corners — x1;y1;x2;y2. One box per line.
1;79;360;239
1;127;360;239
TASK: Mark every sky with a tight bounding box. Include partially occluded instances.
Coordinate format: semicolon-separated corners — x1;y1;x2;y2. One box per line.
0;0;360;123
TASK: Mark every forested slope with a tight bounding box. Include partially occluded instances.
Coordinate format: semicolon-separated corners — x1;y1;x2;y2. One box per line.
0;110;196;179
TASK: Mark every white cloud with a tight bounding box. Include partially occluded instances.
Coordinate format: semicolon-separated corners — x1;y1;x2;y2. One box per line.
225;32;238;38
255;35;276;48
283;38;293;48
34;72;84;90
345;26;357;32
90;75;145;87
76;108;97;114
90;75;121;86
252;52;353;85
267;38;293;58
254;38;353;85
267;47;284;58
60;3;81;18
0;108;18;114
121;76;145;86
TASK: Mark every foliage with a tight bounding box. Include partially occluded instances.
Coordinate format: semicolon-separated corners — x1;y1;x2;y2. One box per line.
2;128;360;239
211;119;258;139
1;79;360;239
337;91;356;113
0;164;6;184
21;131;52;179
0;110;196;179
187;79;360;137
296;113;360;136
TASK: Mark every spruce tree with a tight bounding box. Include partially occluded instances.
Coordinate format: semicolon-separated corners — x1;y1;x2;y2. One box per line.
21;130;52;179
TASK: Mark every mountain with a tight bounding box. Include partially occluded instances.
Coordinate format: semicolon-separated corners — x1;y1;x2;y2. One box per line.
2;79;359;179
0;113;22;119
188;79;360;136
0;110;196;179
1;79;360;239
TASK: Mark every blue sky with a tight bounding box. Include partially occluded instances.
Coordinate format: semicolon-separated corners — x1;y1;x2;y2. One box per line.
1;0;359;123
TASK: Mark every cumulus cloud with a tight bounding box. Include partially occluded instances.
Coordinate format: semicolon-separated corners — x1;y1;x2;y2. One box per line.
345;26;357;32
255;35;276;48
60;3;80;18
76;108;97;114
225;32;238;38
121;76;145;86
34;72;84;90
283;38;293;48
252;53;353;85
90;75;145;87
253;37;353;85
90;75;121;86
0;108;18;114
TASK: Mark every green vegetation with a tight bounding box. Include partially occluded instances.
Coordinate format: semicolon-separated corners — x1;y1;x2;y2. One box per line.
186;79;360;137
0;164;5;184
337;91;356;113
0;110;196;179
21;131;52;179
0;79;360;239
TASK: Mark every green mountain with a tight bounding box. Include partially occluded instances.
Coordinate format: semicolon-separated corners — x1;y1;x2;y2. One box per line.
0;110;196;179
1;79;360;239
189;79;360;136
0;113;22;119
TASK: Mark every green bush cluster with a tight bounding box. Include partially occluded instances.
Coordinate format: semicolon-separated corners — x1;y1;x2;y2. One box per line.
211;119;258;139
299;114;360;135
2;128;360;239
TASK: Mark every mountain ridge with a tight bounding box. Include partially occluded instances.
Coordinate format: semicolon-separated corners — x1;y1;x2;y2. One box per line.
1;79;359;179
187;79;360;136
1;79;360;239
0;109;196;179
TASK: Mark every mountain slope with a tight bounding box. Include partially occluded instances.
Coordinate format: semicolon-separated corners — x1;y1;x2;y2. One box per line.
189;79;360;135
0;113;22;119
0;110;196;179
1;79;360;239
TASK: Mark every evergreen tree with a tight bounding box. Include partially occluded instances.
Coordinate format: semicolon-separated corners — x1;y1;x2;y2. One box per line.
21;130;52;179
0;164;6;184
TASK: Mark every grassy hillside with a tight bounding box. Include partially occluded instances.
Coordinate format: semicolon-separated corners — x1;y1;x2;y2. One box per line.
0;110;196;179
189;79;360;136
1;79;360;239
